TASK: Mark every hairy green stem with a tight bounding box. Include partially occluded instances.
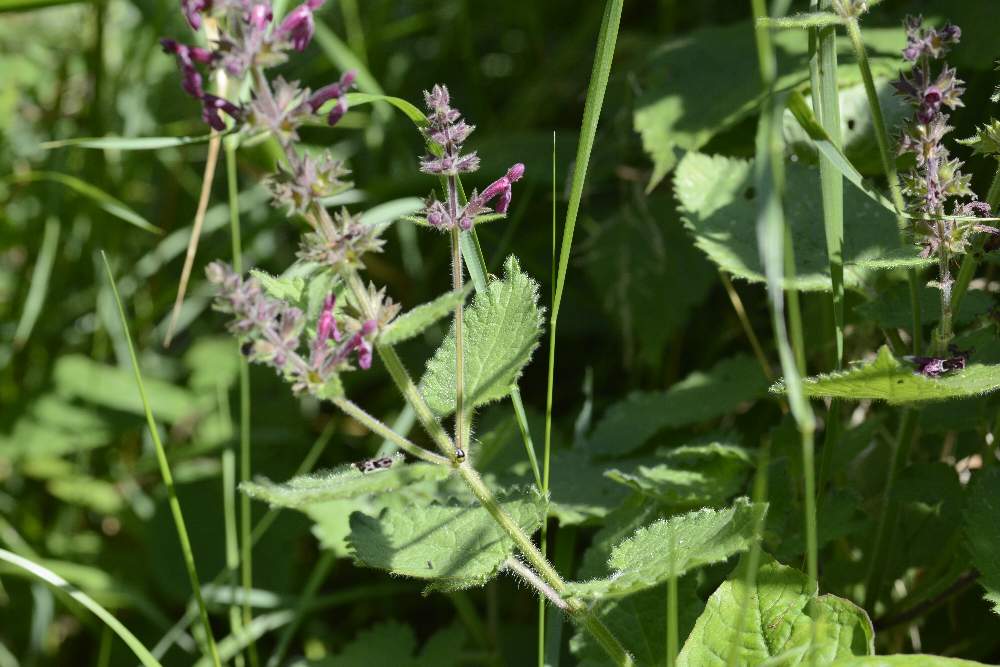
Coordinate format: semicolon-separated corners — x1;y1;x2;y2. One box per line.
331;397;449;465
451;224;467;457
225;137;257;667
845;16;923;354
950;167;1000;320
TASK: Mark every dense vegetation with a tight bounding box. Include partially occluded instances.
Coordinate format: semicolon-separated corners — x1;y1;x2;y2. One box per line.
3;0;1000;665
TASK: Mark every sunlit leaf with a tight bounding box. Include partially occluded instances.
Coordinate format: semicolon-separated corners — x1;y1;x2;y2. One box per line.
773;346;1000;404
678;554;873;665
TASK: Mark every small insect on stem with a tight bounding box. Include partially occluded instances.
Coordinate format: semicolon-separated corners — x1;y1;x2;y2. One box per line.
454;447;466;463
352;456;397;474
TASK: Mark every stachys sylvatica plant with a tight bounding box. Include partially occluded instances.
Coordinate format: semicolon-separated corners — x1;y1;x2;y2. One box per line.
136;0;1000;663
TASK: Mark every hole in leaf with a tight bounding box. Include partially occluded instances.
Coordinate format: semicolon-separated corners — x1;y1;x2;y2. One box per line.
743;186;756;201
847;118;856;131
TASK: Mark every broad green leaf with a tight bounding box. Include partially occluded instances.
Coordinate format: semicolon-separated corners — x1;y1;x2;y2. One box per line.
964;467;1000;614
577;497;660;580
11;171;160;233
773;346;1000;404
547;447;631;526
584;355;767;457
0;394;112;461
303;620;464;667
569;580;703;667
348;490;546;591
41;133;215;150
635;21;903;187
419;256;543;417
241;458;450;509
855;283;992;330
565;498;766;600
583;197;715;366
832;657;990;667
784;85;907;193
894;463;964;570
380;285;473;347
604;440;753;508
674;152;929;291
677;554;874;665
53;355;205;422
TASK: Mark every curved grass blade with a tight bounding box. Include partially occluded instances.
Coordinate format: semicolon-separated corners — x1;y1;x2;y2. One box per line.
0;0;81;11
344;92;426;127
12;172;160;234
100;252;221;667
0;548;162;667
13;216;60;348
41;133;217;151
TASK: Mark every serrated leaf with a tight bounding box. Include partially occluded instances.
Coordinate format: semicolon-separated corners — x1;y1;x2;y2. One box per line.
419;256;543;417
547;448;631;526
584;355;767;458
302;620;465;667
250;268;305;302
964;467;1000;615
773;346;1000;404
240;458;450;509
855;283;992;330
565;498;766;600
583;197;715;366
569;580;703;667
674;152;930;291
348;491;546;591
958;119;1000;157
604;440;753;508
53;355;204;422
635;21;903;187
677;554;874;665
380;285;473;347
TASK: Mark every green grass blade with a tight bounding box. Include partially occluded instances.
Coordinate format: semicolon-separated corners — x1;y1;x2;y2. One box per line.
13;216;60;348
13;172;160;234
0;548;162;667
541;2;624;664
41;134;216;150
748;4;818;664
99;252;221;667
810;10;845;366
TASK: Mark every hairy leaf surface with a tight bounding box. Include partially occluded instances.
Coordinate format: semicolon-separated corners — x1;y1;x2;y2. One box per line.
565;498;765;599
674;153;929;291
604;440;752;507
773;346;1000;404
678;555;874;665
240;459;450;509
419;256;543;417
306;620;464;667
348;491;546;591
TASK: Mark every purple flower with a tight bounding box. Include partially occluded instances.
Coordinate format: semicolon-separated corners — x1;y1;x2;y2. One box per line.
316;294;342;343
181;0;211;30
201;93;242;131
161;38;214;99
475;163;525;214
275;0;324;52
248;2;272;30
911;349;968;377
306;71;356;126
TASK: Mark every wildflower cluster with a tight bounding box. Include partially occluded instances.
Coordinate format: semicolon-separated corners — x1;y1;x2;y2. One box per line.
205;262;395;393
893;16;992;257
420;85;525;230
296;207;385;272
161;0;356;214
